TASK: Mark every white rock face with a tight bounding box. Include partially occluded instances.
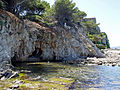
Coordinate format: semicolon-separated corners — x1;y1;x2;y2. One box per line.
0;10;104;69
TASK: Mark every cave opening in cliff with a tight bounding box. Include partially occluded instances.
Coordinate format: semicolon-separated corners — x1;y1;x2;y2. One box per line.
28;48;43;61
11;52;18;66
11;48;43;66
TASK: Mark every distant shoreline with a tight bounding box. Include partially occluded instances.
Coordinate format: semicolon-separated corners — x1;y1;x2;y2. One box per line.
111;46;120;49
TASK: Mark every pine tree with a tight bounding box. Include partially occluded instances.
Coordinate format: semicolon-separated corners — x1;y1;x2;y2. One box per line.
53;0;87;26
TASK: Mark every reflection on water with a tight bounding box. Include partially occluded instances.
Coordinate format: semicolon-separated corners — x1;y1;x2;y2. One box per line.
71;66;120;90
16;62;120;90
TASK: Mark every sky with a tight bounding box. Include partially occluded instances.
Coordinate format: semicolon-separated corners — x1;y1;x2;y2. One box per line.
45;0;120;47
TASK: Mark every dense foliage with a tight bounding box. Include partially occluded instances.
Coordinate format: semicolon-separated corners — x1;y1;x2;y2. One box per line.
87;32;110;49
19;0;50;20
72;9;87;24
0;0;5;9
1;0;49;19
53;0;86;26
83;19;110;49
1;0;87;26
83;20;99;34
1;0;20;14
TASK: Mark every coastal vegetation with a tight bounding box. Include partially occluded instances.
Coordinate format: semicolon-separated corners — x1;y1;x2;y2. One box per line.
83;19;110;49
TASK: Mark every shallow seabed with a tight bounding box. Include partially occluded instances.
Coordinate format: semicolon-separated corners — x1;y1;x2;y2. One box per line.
1;62;120;90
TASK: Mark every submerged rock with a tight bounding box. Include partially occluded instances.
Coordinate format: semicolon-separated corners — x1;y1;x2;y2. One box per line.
0;9;104;70
0;69;18;80
9;84;19;89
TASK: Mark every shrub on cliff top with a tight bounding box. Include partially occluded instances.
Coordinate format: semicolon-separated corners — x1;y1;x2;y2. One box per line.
87;32;110;49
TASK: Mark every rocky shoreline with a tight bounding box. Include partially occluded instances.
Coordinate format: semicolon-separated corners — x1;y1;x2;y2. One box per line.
63;49;120;66
0;49;120;89
1;49;120;80
1;49;120;81
88;49;120;66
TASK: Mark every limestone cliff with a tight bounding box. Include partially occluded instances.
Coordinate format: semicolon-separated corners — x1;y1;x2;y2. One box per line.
0;10;104;70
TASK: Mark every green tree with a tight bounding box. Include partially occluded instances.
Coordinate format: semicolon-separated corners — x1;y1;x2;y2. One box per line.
83;20;99;34
1;0;49;19
19;0;50;21
52;0;87;26
1;0;20;13
53;0;76;26
20;0;49;15
0;0;5;9
41;6;56;26
72;7;87;24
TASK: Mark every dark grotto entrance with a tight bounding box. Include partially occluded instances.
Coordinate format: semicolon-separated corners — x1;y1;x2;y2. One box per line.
27;48;43;62
11;48;43;66
11;52;18;66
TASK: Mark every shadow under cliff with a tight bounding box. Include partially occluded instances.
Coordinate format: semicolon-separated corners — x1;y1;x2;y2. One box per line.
13;62;67;79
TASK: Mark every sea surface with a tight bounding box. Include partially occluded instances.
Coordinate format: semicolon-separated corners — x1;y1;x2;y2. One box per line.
16;62;120;90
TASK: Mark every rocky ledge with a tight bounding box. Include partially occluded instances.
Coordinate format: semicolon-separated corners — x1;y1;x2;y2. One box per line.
87;49;120;66
64;49;120;66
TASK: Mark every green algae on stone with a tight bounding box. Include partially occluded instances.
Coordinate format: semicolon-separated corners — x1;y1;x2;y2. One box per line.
0;62;77;89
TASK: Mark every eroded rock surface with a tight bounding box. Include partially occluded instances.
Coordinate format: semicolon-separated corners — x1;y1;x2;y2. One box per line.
0;10;104;70
87;49;120;66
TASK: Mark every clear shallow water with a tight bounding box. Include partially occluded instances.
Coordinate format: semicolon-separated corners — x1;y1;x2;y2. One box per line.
70;66;120;90
16;62;120;90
